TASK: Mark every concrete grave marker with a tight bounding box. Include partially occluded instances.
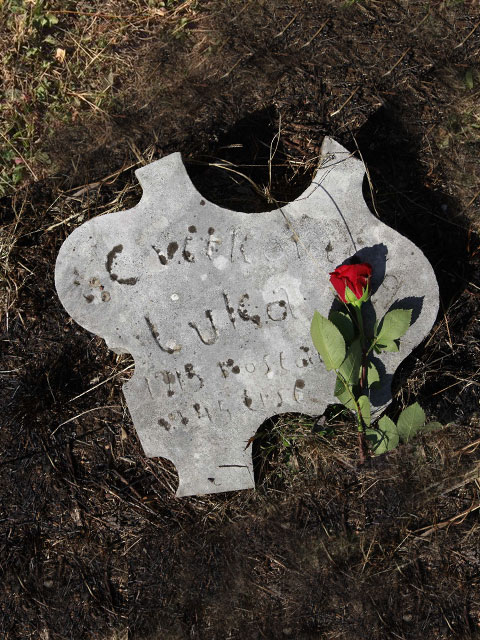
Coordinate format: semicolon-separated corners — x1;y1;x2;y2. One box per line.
55;138;439;496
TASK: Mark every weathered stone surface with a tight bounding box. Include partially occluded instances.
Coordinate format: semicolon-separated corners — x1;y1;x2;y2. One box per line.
55;138;439;496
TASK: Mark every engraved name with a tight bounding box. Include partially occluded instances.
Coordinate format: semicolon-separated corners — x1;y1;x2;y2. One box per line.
151;225;299;266
144;288;298;353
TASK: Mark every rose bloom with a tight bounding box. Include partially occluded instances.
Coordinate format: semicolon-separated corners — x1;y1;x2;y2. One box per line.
329;263;372;304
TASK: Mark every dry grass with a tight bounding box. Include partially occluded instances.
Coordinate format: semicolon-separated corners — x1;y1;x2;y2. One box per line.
0;0;197;195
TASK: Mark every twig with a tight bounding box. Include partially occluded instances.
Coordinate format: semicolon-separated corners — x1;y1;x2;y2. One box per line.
419;462;480;498
69;364;134;402
220;54;252;79
301;20;328;48
274;13;298;38
441;302;453;349
382;48;410;77
414;500;480;537
51;405;119;435
268;114;282;195
466;189;480;208
329;87;359;117
454;21;480;49
409;10;431;33
66;90;109;115
431;367;480;396
352;135;381;219
454;439;480;456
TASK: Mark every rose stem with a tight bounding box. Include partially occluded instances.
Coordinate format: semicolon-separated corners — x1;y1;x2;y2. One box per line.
353;305;369;462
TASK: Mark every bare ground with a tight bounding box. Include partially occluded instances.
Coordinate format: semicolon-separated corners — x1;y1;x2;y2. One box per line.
1;1;480;638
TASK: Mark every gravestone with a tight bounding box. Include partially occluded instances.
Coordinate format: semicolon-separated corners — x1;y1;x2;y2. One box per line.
55;138;439;496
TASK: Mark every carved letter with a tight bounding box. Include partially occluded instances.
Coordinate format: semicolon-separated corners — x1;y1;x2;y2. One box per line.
105;244;138;285
189;310;219;345
183;363;204;390
273;287;298;319
183;235;195;262
294;378;305;403
193;403;212;422
266;300;287;321
223;291;236;328
218;400;232;422
238;294;262;327
230;228;251;263
145;316;182;354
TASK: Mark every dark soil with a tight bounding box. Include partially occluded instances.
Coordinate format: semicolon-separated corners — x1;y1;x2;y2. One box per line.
1;2;480;639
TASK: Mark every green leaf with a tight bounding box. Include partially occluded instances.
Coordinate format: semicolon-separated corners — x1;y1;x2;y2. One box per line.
311;311;346;371
376;339;399;352
421;421;443;433
397;402;426;443
367;360;380;387
338;339;362;386
12;166;24;184
334;376;356;410
46;13;59;26
358;395;371;427
366;416;399;455
378;415;399;449
377;309;413;343
465;68;474;90
329;310;355;344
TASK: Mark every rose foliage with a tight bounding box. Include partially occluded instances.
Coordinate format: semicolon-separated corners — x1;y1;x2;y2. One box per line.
311;261;440;458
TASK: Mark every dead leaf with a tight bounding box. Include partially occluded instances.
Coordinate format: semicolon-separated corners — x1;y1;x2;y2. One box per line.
55;48;66;63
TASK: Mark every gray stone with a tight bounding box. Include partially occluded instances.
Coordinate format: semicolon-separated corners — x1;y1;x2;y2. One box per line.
55;138;439;496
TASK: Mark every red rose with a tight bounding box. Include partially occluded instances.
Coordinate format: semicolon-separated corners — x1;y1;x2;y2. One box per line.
329;263;372;305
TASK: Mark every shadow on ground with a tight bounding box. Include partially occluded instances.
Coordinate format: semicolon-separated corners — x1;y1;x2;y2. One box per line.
1;3;480;639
